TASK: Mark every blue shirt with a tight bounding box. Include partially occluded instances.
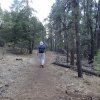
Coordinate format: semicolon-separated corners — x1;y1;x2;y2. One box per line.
38;45;46;53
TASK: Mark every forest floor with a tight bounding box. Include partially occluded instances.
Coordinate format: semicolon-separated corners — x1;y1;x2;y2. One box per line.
0;49;100;100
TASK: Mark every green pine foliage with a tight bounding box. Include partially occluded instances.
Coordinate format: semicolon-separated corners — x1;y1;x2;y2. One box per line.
0;0;45;53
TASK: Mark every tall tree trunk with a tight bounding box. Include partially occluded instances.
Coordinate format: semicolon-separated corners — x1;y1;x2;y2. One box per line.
54;34;57;52
97;0;100;49
86;0;94;64
50;34;53;51
72;0;83;77
29;40;33;54
66;45;69;64
70;49;74;65
94;14;98;52
63;22;69;64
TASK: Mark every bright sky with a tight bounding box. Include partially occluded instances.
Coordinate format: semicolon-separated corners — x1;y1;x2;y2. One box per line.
32;0;55;22
0;0;55;23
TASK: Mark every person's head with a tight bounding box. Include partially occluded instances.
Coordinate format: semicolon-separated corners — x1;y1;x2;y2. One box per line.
40;41;43;45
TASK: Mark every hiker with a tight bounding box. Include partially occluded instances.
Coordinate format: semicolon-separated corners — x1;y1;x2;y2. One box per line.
37;41;46;68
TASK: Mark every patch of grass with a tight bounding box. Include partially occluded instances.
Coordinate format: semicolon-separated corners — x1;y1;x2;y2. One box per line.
94;49;100;71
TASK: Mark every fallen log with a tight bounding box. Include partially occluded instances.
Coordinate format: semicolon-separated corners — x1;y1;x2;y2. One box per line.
52;62;71;68
53;62;100;77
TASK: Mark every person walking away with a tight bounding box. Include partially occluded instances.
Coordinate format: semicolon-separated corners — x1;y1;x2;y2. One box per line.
38;41;46;68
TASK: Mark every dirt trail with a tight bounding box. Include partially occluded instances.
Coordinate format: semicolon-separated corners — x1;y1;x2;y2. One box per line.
0;50;100;100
